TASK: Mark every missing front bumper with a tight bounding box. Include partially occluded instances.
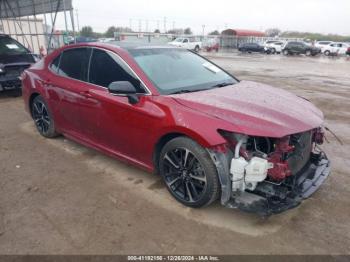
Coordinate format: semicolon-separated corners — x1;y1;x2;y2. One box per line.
210;150;331;216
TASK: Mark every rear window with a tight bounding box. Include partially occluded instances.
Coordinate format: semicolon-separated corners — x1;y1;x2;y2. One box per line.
0;37;29;56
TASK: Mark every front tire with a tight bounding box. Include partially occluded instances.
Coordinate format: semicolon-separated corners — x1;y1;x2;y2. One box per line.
283;49;289;55
324;50;330;56
31;95;59;138
159;137;220;208
194;45;200;52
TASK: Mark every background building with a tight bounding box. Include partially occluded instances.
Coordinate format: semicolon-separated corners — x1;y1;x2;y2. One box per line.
0;17;46;54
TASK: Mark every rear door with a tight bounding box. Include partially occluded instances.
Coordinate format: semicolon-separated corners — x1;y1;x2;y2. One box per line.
48;47;100;137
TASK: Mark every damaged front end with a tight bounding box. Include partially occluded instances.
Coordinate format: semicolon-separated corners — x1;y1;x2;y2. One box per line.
208;128;331;216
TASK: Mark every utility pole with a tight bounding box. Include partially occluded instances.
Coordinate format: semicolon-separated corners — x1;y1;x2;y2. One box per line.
146;19;149;33
157;20;160;31
138;19;142;32
163;17;167;33
172;21;175;31
75;9;80;32
202;24;206;36
129;19;132;31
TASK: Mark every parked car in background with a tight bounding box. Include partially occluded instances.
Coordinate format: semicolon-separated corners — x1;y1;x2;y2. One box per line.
346;47;350;56
238;42;268;53
98;38;115;43
323;42;349;56
315;41;333;53
264;40;281;48
202;38;219;52
267;41;284;54
282;41;321;56
168;37;202;52
22;42;330;215
0;34;37;93
69;36;98;44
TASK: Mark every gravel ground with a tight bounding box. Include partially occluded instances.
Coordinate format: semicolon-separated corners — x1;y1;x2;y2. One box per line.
0;53;349;255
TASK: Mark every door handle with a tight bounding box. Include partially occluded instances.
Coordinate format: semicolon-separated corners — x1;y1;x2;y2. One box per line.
79;90;94;98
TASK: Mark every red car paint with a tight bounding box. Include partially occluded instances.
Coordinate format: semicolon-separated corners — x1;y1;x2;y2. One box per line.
22;42;324;175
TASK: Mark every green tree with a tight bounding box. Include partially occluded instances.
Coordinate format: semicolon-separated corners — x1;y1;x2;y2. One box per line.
80;26;94;37
281;31;350;42
209;30;220;35
105;26;117;38
167;28;184;35
265;28;281;37
184;27;192;35
154;29;160;33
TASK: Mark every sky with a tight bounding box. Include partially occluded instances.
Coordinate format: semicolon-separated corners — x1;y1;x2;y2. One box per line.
55;0;350;35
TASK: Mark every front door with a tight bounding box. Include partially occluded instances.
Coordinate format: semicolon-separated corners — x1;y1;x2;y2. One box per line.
87;48;154;162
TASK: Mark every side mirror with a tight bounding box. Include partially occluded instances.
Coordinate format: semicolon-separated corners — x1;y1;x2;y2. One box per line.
108;81;139;105
108;81;137;94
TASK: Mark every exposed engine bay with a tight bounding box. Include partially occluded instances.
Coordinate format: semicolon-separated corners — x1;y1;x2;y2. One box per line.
210;127;330;215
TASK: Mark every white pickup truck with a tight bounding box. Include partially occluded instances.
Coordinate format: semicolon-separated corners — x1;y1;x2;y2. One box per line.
168;37;202;52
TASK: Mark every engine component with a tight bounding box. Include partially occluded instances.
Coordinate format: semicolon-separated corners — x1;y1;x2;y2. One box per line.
230;156;271;192
267;136;294;181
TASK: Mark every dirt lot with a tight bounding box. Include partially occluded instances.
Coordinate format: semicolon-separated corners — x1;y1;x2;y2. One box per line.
0;53;349;255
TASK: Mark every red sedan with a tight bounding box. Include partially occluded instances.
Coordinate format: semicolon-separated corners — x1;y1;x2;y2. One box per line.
22;43;330;215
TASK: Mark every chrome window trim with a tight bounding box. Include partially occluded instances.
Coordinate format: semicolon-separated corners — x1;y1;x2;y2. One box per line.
48;46;152;96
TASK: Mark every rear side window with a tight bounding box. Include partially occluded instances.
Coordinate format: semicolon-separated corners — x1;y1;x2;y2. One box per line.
58;48;91;81
89;49;144;92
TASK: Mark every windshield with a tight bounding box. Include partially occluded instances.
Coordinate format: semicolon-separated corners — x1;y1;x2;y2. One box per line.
129;48;237;95
0;37;29;56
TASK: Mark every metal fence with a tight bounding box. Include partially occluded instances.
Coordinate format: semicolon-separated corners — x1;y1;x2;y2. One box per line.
0;0;74;54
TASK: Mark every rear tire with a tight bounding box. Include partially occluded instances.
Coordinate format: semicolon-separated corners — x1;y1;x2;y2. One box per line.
306;50;312;56
283;49;289;55
324;50;330;56
159;137;220;208
194;45;200;52
31;95;59;138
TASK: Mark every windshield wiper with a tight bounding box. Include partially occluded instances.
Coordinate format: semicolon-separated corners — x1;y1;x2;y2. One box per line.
170;90;193;95
170;88;211;95
211;82;233;88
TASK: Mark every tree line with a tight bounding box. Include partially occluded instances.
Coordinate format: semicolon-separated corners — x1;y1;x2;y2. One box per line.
79;25;221;38
79;25;350;42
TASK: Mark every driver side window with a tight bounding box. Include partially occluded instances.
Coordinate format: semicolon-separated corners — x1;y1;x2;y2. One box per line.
88;49;146;93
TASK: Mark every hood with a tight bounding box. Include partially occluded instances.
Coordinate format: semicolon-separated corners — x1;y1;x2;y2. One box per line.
171;81;324;138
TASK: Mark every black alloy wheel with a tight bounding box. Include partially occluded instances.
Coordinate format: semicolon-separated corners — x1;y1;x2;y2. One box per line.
159;137;220;208
31;96;58;138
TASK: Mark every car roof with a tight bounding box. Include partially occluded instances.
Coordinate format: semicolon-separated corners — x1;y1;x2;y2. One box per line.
66;41;178;51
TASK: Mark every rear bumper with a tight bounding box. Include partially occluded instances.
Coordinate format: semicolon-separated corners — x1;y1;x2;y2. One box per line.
229;152;331;216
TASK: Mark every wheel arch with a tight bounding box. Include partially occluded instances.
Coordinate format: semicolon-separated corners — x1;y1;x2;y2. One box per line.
28;92;41;118
152;127;226;174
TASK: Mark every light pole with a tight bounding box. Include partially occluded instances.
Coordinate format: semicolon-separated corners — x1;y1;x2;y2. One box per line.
202;24;205;37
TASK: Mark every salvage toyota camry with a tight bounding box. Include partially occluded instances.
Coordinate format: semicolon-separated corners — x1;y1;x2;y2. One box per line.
22;43;330;215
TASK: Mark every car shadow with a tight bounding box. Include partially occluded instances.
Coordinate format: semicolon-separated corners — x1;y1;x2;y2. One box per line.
20;120;299;237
